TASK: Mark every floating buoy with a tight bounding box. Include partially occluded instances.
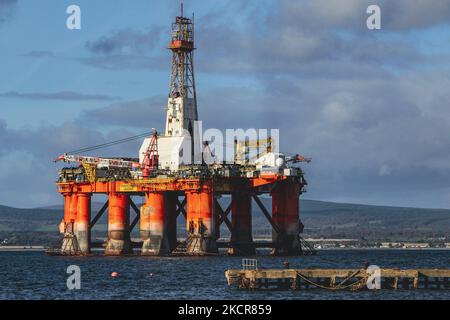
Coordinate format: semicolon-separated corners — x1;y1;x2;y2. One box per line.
111;272;119;277
149;273;154;277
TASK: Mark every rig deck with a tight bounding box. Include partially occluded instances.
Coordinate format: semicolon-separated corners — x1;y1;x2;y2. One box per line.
225;268;450;291
55;172;313;256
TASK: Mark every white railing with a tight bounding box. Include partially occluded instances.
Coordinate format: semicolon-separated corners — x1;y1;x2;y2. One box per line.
242;258;258;270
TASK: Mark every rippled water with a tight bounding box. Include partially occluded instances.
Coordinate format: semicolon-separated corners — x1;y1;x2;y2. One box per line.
0;249;449;300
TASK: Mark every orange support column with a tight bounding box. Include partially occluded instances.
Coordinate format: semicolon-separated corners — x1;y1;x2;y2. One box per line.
165;192;178;251
75;193;91;254
140;192;177;255
228;192;255;255
105;193;133;255
185;186;217;255
286;182;301;236
69;193;78;223
60;193;78;254
59;194;71;234
271;180;302;256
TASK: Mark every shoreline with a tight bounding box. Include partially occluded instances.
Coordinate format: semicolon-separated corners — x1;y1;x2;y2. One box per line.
0;246;449;252
0;246;45;251
318;247;450;251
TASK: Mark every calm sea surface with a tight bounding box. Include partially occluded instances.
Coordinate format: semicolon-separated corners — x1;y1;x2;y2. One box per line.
0;249;449;300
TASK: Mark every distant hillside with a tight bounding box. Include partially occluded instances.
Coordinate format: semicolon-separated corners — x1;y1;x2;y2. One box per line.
290;199;450;240
1;199;449;245
236;198;450;240
0;205;61;232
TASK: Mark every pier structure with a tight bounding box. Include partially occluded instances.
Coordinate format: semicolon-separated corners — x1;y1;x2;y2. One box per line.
225;268;450;291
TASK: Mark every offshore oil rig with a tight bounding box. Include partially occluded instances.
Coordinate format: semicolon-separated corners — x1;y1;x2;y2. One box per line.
53;5;312;257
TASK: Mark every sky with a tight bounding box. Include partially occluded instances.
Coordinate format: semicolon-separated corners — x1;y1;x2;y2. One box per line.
1;0;450;209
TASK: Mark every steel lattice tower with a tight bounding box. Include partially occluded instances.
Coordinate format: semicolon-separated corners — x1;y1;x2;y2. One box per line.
165;3;198;140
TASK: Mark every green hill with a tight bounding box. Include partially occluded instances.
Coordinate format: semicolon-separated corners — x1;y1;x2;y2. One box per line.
275;199;450;240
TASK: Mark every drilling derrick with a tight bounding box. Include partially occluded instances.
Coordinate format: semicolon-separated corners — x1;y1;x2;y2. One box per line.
165;6;198;141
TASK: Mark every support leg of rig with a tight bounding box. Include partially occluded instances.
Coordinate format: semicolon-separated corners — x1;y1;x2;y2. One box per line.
228;192;255;256
166;192;178;251
60;193;79;254
58;193;71;235
140;192;177;255
75;193;91;254
271;180;302;256
105;193;133;255
185;187;218;255
61;194;71;229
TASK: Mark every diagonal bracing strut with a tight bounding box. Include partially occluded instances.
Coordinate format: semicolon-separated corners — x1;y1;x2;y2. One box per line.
89;200;108;230
215;198;232;232
176;197;187;218
128;197;141;232
252;194;282;235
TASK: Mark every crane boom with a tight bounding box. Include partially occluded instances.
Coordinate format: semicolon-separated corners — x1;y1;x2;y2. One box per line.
286;154;312;164
235;138;274;164
141;130;159;177
54;154;140;169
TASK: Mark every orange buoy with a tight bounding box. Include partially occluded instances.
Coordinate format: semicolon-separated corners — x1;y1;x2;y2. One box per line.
111;272;119;277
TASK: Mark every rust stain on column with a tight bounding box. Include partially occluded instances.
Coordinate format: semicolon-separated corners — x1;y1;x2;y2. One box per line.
229;191;255;255
105;193;133;255
271;181;301;256
185;187;217;254
141;192;167;255
75;193;91;254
